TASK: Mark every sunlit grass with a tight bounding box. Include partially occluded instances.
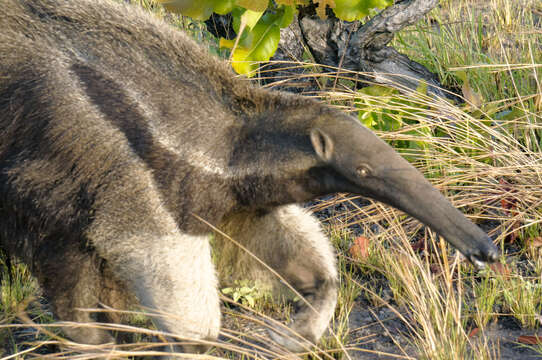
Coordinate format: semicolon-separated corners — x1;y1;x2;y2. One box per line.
1;0;541;358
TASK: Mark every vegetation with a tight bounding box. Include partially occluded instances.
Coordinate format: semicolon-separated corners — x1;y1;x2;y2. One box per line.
1;0;541;358
156;0;393;75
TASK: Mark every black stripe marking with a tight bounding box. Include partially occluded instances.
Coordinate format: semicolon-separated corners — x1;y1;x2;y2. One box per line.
71;63;191;221
71;63;158;161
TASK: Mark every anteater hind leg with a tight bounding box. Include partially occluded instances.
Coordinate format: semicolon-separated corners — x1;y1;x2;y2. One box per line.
215;205;338;352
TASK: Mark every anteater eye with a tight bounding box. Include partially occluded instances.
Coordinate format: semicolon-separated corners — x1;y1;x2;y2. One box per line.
356;165;371;177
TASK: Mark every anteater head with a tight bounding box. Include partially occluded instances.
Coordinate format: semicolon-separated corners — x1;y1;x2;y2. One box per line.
300;111;499;266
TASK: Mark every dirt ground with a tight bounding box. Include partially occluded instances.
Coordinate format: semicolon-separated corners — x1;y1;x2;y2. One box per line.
312;196;542;360
346;299;542;359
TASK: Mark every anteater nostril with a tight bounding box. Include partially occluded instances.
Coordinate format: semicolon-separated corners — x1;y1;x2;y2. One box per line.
488;248;499;262
475;245;499;263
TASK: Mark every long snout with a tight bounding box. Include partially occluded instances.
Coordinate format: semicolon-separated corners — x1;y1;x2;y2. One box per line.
372;168;499;264
312;116;499;264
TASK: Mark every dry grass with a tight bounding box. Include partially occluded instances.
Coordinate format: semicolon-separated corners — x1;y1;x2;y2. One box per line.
1;0;541;358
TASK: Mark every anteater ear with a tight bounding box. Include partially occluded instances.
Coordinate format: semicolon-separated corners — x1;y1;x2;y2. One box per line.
310;128;334;162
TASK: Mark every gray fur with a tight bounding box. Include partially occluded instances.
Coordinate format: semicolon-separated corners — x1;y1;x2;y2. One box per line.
0;0;498;355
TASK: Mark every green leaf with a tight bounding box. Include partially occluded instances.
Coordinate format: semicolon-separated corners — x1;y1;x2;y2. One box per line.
359;84;395;97
156;0;243;20
220;7;289;75
455;70;468;83
368;0;392;9
214;0;236;15
237;0;268;12
359;112;376;128
239;286;252;294
241;9;265;29
250;23;280;59
156;0;215;20
416;80;428;95
221;287;233;294
333;0;392;21
279;5;295;28
159;1;297;74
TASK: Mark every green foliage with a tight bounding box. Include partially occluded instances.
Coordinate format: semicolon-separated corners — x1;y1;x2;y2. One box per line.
156;0;393;75
333;0;392;21
0;257;38;319
356;84;433;154
219;5;293;75
0;255;56;358
156;0;236;20
221;280;270;308
471;273;501;328
501;275;542;329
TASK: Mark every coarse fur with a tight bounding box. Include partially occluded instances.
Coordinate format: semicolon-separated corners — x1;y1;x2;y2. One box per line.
0;0;341;352
0;0;498;356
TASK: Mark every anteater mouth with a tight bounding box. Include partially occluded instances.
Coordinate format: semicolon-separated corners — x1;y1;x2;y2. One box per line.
469;254;488;269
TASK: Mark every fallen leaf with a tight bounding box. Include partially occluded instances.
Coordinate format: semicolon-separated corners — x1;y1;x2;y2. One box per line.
499;178;517;213
498;179;521;242
507;220;521;243
411;238;425;252
430;263;442;275
349;235;370;260
500;197;516;212
528;236;542;248
489;262;511;277
518;335;542;345
462;82;483;109
499;179;514;200
469;327;480;338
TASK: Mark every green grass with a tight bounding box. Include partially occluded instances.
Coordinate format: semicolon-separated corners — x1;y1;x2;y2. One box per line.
1;0;541;358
